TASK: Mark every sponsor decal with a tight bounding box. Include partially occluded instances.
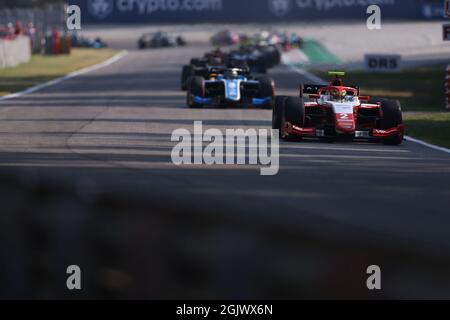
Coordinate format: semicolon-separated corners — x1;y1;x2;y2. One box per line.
294;0;395;12
88;0;114;19
422;3;446;19
87;0;224;17
268;0;292;17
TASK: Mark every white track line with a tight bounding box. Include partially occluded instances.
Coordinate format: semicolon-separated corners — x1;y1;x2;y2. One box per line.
0;50;128;101
405;136;450;154
282;53;450;156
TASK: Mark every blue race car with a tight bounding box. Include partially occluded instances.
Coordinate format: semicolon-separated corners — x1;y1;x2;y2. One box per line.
186;68;274;108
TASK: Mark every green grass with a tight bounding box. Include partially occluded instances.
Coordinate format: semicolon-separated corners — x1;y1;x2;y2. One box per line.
301;40;341;65
313;65;450;148
314;65;446;112
0;48;118;96
404;113;450;148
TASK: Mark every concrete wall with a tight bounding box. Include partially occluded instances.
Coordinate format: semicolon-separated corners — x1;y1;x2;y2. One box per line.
0;36;31;69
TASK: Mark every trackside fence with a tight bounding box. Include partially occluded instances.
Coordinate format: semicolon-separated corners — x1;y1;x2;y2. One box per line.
0;5;65;53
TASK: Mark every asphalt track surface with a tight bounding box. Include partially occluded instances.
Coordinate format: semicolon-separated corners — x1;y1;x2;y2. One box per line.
1;31;450;298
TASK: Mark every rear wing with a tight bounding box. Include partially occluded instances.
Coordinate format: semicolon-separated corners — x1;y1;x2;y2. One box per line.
300;84;360;97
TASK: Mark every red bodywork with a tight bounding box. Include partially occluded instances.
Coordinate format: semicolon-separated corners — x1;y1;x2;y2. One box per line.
283;83;404;141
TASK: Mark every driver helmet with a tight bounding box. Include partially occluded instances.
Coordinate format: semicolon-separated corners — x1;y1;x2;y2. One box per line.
225;69;239;79
331;89;346;102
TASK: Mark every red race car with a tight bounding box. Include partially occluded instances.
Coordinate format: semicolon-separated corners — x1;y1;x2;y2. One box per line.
272;72;404;145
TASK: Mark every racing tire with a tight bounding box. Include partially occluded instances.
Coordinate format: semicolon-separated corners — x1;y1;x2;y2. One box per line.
256;76;274;108
281;97;305;141
187;76;204;108
138;42;146;49
190;58;202;67
273;47;282;66
380;99;403;145
273;96;287;131
181;65;195;91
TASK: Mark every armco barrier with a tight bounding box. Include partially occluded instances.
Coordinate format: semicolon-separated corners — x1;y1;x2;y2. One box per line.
0;35;31;69
67;0;424;24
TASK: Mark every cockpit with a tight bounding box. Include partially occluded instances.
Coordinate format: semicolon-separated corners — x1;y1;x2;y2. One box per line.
318;87;358;104
222;68;245;80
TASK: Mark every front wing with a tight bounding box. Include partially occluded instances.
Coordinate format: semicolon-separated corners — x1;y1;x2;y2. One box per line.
284;123;405;141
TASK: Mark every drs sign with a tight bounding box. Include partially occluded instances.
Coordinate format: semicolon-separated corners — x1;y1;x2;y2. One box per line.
364;54;401;73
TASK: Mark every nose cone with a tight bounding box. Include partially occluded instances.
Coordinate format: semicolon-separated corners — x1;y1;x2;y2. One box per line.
335;113;356;133
225;80;241;101
330;102;356;133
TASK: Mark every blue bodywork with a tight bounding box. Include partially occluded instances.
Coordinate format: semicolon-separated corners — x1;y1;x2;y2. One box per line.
252;97;272;105
192;74;271;107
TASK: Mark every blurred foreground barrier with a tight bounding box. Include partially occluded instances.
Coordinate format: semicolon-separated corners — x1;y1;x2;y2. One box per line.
1;170;450;299
0;35;31;69
446;65;450;111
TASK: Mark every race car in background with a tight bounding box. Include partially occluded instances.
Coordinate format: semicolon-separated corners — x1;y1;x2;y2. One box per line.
138;31;186;49
71;34;108;49
210;29;242;46
254;30;303;51
229;44;281;74
186;67;274;109
180;45;281;90
272;72;404;145
180;49;230;90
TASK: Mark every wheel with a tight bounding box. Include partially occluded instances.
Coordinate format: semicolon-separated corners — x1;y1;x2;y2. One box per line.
181;65;195;91
256;76;274;108
281;97;305;141
138;41;146;49
273;96;287;131
272;46;281;65
190;58;202;67
379;99;403;145
187;76;204;108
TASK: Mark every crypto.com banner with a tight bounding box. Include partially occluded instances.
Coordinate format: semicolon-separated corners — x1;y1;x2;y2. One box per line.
68;0;422;24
